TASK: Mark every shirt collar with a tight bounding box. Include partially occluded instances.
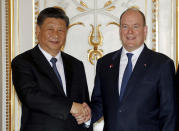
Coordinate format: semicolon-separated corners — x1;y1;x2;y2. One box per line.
121;44;144;58
38;44;61;62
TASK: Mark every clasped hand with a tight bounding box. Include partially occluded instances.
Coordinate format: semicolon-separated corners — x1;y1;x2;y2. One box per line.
70;102;91;124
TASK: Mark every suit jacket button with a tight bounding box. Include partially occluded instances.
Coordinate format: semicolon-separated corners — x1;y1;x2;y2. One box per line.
119;110;122;113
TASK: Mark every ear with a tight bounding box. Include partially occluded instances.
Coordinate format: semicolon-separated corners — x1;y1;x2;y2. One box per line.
119;26;122;39
35;25;40;40
144;25;148;40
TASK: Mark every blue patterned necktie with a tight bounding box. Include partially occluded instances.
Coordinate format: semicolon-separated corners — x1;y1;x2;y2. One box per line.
50;57;63;89
120;53;133;101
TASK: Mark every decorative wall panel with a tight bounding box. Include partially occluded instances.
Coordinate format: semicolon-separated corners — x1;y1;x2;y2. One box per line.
1;0;178;131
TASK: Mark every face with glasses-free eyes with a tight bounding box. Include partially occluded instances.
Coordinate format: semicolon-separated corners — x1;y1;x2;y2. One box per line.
36;17;67;57
119;9;148;52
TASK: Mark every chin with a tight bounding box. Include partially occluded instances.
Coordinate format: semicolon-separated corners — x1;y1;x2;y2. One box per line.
125;43;135;47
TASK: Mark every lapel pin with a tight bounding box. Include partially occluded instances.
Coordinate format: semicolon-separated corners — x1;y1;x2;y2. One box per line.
109;64;113;68
144;64;147;67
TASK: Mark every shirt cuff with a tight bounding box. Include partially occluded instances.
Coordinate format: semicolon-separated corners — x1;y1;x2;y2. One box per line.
84;119;91;128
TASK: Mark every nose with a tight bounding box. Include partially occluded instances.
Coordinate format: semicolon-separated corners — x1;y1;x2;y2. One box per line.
128;27;133;34
52;30;58;39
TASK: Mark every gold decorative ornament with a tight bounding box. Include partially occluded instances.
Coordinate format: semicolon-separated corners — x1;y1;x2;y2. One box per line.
106;6;116;11
104;0;116;11
88;24;103;65
129;6;140;9
151;0;159;51
80;1;88;8
104;0;112;8
76;1;88;12
107;22;120;27
76;7;86;12
68;22;85;29
176;0;178;67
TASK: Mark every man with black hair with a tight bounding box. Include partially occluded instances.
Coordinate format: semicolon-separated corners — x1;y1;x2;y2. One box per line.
12;7;92;131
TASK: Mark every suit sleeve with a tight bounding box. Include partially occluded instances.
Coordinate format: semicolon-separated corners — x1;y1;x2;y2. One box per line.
79;62;93;130
79;62;90;104
91;59;104;123
158;59;177;131
11;58;73;120
175;65;179;130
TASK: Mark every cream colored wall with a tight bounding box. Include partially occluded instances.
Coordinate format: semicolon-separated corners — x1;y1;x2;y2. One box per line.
14;0;34;53
0;0;2;130
1;0;9;130
158;0;176;63
1;0;177;131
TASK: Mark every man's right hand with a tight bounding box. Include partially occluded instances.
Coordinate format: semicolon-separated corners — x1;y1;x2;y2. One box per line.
70;102;91;124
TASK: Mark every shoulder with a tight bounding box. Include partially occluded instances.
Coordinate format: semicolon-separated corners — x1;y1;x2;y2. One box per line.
100;49;120;60
11;48;33;65
143;48;175;74
97;49;121;63
61;52;83;65
146;48;173;64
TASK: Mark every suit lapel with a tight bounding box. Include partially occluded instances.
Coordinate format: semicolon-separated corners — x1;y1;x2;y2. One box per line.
120;45;152;104
31;45;66;96
109;49;122;104
61;52;71;97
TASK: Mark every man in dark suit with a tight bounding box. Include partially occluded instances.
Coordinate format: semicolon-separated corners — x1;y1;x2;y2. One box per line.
11;7;92;131
90;8;176;131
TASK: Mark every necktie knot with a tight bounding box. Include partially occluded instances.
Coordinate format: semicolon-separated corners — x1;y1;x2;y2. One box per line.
50;57;57;64
126;53;133;61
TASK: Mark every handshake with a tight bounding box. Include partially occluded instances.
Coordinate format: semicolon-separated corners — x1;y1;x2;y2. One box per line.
70;102;91;124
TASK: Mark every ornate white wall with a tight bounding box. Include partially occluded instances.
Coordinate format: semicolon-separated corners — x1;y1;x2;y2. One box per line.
1;0;178;131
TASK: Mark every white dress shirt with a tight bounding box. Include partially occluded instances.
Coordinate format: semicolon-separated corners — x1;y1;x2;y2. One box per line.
38;45;67;95
118;44;144;95
39;45;92;126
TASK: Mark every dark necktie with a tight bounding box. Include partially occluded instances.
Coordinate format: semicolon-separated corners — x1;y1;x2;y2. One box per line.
120;53;133;101
50;57;63;89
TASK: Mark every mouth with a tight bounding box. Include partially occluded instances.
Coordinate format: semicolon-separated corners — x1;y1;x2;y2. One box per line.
127;35;136;40
49;40;59;44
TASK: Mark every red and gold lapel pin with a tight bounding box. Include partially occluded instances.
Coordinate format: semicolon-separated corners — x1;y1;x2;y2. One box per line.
109;64;113;68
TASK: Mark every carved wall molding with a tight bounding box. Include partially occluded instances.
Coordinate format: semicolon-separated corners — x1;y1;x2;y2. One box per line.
1;0;177;131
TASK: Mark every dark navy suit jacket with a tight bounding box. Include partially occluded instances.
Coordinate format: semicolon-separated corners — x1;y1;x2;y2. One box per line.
175;65;179;131
11;45;92;131
91;45;176;131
